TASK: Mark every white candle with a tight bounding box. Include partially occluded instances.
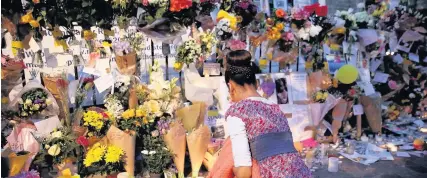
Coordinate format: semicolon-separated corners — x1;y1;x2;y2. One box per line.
328;157;339;172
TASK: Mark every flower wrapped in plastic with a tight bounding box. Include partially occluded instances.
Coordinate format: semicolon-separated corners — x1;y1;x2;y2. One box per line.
162;120;186;178
360;93;382;133
1;55;25;105
140;18;187;44
81;108;113;138
176;38;202;66
42;73;70;126
7;81;59;119
80;142;125;177
32;128;79;175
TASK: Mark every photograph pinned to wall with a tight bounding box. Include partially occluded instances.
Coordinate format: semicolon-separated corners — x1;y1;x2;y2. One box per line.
274;73;290;104
256;74;278;104
326;54;346;74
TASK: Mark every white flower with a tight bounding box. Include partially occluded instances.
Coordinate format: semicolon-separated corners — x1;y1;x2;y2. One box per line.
297;28;309;40
218;31;224;35
335;17;346;27
394;22;400;29
51;131;63;138
309;25;322;37
357;3;365;9
409;93;416;98
348;8;354;13
141;150;149;155
149;151;156;155
48;144;61;156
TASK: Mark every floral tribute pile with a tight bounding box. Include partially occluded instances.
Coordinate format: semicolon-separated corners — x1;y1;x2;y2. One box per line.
1;0;427;177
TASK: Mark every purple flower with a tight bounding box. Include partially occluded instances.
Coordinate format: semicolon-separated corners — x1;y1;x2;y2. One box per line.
34;99;41;104
157;120;171;135
113;41;131;54
10;170;40;178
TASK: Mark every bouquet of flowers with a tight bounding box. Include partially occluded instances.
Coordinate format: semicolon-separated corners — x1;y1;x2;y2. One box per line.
113;32;144;75
33;128;79;170
8;82;59;118
17;88;51;117
227;39;246;51
82;109;113;137
140;116;173;175
344;85;364;102
42;74;70;126
119;108;144;134
80;143;125;177
199;30;217;57
1;55;25;104
312;90;329;103
215;17;234;41
176;38;202;66
229;0;258;28
140;0;169;25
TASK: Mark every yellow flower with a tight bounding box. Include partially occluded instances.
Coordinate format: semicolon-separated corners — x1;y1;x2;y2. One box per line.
84;143;106;167
1;97;8;104
83;30;95;40
330;43;340;51
275;23;284;31
143;117;149;124
58;168;80;178
122;109;135;120
51;131;63;138
173;62;183;71
315;92;323;101
322;92;329;99
332;27;346;34
145;100;160;114
136;109;146;117
104;145;124;163
305;61;314;69
48;144;61;156
259;58;268;66
21;12;34;24
332;78;338;88
29;20;39;27
267;28;281;40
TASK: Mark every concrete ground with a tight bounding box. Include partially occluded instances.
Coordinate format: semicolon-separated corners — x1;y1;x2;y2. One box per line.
312;155;427;178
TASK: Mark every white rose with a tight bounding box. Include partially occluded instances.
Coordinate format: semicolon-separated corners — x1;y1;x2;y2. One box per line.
409;93;415;98
141;150;149;155
309;25;322;37
149;151;156;155
348;8;354;13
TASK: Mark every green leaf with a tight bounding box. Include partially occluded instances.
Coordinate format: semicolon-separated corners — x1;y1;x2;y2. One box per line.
41;11;46;16
82;1;89;7
91;9;96;15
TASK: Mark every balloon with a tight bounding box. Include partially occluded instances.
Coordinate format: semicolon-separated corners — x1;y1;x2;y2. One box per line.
336;65;358;84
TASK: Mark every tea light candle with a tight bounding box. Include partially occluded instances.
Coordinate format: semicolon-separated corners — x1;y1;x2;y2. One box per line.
361;135;369;142
328;157;339;172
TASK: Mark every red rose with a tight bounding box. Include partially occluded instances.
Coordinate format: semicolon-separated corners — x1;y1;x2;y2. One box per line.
349;89;356;96
101;112;109;119
76;136;89;147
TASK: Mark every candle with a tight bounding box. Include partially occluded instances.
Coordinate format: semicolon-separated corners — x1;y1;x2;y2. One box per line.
328;157;339;172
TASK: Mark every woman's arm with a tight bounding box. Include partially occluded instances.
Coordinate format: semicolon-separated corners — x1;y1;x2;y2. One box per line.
227;116;252;178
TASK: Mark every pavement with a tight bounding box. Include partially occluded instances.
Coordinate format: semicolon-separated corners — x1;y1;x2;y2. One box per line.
312;155;427;178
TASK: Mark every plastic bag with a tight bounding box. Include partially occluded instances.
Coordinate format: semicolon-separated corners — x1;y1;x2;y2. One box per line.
8;81;60;118
141;18;187;44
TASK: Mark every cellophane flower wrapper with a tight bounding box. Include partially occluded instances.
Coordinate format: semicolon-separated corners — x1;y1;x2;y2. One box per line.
207;138;261;178
42;76;70;126
163;122;186;177
141;18;186;44
175;102;207;132
1;60;25;103
187;125;211;178
8;81;59;119
115;52;137;76
6;124;40;174
310;94;340;126
360;93;382;133
106;125;136;176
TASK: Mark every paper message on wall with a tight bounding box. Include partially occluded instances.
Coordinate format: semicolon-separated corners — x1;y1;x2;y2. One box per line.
23;49;43;83
289;73;308;101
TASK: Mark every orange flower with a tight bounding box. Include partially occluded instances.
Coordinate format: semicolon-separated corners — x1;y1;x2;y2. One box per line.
275;8;286;18
32;0;40;3
20;12;34;24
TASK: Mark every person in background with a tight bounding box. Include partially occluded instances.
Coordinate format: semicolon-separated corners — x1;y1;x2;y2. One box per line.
208;50;311;178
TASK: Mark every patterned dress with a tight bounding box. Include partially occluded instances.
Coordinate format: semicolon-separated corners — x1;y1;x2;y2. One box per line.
225;98;312;178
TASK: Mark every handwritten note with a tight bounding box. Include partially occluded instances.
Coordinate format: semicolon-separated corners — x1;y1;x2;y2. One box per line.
353;104;364;115
409;53;419;63
393;54;404;64
370;59;382;72
203;63;221;76
373;72;389;83
290;73;308;101
94;74;114;93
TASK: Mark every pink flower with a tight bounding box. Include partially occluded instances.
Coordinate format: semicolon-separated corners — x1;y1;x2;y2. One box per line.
1;57;6;64
227;39;247;51
283;32;294;41
292;8;310;20
388;80;398;90
141;0;148;6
